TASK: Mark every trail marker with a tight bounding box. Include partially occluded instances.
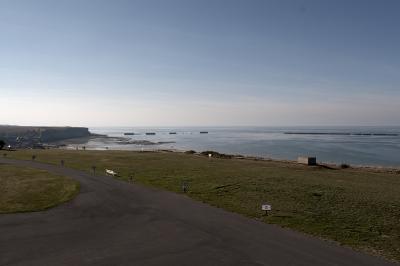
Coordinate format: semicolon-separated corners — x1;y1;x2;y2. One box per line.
182;181;188;193
262;204;272;215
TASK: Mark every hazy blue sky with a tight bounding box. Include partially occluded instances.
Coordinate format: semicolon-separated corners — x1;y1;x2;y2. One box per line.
1;0;399;126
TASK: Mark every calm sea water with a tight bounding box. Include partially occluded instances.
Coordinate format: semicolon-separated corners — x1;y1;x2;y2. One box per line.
83;127;400;167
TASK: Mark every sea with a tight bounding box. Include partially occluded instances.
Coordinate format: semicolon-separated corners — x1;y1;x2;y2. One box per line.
80;126;400;168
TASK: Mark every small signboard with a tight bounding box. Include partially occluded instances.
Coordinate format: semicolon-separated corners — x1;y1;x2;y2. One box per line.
262;204;272;211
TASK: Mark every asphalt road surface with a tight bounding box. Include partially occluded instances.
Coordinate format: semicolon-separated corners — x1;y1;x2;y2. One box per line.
0;158;396;266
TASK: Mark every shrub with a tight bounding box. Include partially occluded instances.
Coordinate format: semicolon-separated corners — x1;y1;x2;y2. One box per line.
200;150;233;159
340;163;350;169
0;140;5;150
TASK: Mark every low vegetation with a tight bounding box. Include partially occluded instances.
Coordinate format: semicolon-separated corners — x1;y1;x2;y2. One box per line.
0;140;5;150
0;164;79;213
200;150;233;159
3;149;400;261
340;163;351;169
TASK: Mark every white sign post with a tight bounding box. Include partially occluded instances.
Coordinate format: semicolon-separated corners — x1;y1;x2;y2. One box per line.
262;204;272;215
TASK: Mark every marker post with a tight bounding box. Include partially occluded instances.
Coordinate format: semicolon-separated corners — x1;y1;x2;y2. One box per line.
262;204;272;216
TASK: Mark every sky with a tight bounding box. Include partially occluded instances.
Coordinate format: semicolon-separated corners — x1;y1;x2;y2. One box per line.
0;0;399;127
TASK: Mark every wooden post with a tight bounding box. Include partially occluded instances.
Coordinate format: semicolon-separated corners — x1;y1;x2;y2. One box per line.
182;181;188;193
130;173;135;183
92;165;96;176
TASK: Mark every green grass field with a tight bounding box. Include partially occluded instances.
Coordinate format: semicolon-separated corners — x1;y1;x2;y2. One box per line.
0;163;80;213
2;149;400;261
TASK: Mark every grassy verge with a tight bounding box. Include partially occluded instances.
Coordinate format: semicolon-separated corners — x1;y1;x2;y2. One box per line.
2;149;400;261
0;163;80;213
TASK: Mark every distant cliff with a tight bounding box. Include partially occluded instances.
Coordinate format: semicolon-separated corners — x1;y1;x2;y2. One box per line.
0;125;91;145
39;127;91;142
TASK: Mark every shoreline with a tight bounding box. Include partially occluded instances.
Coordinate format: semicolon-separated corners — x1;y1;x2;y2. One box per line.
45;134;400;173
172;149;400;173
53;135;175;147
56;147;400;174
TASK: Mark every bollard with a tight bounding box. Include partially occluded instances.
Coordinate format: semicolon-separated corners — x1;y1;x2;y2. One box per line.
92;165;96;175
61;160;64;167
32;155;36;161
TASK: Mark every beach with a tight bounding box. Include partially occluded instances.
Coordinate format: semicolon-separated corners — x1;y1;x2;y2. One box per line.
63;126;400;168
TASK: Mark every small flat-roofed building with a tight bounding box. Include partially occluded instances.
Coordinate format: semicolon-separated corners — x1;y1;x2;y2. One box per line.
298;156;317;165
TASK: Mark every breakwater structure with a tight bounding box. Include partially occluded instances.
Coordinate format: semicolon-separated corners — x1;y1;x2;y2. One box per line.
284;132;398;136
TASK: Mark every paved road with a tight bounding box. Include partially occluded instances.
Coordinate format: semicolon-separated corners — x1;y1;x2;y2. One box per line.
0;158;395;266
